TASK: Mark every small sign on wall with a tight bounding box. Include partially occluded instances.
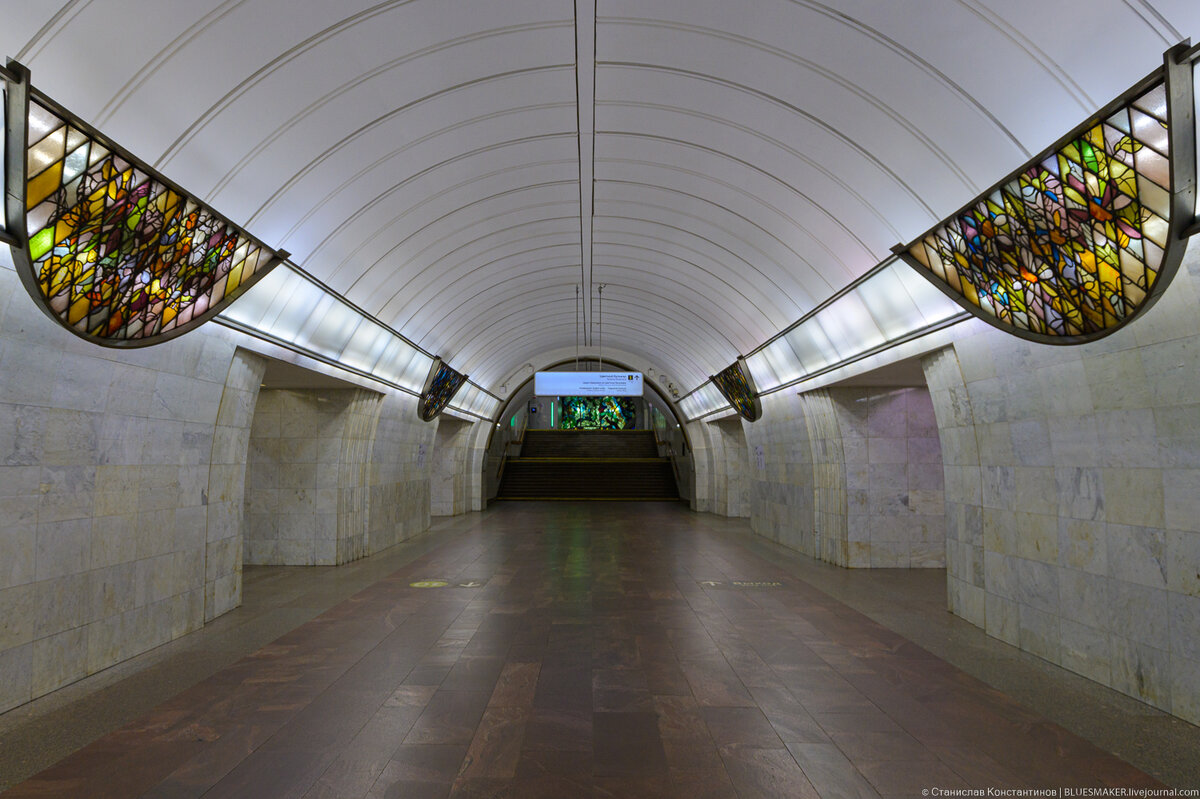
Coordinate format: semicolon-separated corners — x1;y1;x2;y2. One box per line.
417;443;427;468
755;445;765;470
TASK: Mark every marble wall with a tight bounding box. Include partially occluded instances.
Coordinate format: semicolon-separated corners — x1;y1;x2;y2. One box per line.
835;387;946;568
923;244;1200;724
431;416;474;516
742;391;819;556
0;254;437;711
0;264;260;711
205;350;267;620
742;384;945;569
801;389;847;565
367;393;436;553
244;388;384;566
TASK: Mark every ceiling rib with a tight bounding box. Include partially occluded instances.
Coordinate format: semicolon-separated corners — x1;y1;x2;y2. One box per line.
576;0;596;345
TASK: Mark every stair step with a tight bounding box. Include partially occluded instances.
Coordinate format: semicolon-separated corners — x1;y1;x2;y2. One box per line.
498;430;678;500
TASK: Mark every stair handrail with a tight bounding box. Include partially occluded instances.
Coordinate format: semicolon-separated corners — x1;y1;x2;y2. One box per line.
650;430;689;494
495;414;529;487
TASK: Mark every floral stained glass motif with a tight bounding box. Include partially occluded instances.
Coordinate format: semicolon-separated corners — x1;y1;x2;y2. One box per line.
906;81;1172;341
22;98;274;344
419;361;468;421
711;358;760;422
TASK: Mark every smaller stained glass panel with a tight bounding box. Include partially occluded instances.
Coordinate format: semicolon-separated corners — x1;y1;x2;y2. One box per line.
711;359;760;422
419;361;468;422
906;80;1172;341
21;97;275;344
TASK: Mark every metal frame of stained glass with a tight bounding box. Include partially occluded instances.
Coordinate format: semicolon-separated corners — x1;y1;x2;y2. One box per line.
709;356;762;422
418;357;469;422
896;43;1198;345
1;59;286;347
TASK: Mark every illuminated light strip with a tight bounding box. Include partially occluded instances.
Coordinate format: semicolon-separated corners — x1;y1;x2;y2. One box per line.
216;263;498;420
677;257;964;421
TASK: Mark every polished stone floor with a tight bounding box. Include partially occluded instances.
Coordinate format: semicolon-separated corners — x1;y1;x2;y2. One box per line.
2;502;1198;797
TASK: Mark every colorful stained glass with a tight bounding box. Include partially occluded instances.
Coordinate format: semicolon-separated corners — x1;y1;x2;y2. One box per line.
19;97;277;344
711;358;760;422
560;396;636;430
419;360;468;421
905;81;1173;341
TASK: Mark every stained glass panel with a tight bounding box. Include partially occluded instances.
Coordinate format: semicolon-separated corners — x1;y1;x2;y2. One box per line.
419;361;468;422
20;97;277;344
560;396;636;430
905;80;1174;341
711;358;760;422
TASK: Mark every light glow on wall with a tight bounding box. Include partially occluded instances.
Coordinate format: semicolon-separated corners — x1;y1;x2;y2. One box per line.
219;264;499;419
678;259;965;421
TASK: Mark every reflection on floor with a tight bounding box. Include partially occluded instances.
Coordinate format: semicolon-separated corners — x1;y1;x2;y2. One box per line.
1;502;1197;796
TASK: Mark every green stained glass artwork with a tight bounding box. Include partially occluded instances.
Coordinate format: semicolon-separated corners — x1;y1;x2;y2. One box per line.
560;396;636;430
18;97;278;345
904;80;1178;341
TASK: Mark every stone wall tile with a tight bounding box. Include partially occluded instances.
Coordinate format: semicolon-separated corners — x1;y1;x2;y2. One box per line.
1059;619;1112;685
1166;530;1200;597
1169;593;1200;661
1109;636;1170;709
1170;654;1200;725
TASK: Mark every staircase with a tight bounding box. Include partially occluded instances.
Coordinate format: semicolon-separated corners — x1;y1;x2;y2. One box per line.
496;430;679;500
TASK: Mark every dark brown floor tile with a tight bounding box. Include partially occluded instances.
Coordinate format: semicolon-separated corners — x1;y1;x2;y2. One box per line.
488;662;540;708
718;744;820;799
812;709;905;735
594;775;673;798
404;665;452;687
786;742;882;799
441;657;506;692
927;746;1035;790
653;695;710;741
521;708;593;751
593;712;667;777
447;777;515;799
404;691;492;745
702;706;783;748
368;778;452;799
679;658;755;707
662;740;725;771
502;775;594;798
664;767;738;799
856;758;969;796
830;730;939;763
382;744;469;784
532;663;594;712
515;748;593;778
748;685;830;744
457;707;528;781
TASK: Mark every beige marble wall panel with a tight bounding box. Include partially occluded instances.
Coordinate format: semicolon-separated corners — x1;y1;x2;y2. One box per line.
923;244;1200;725
244;388;383;566
743;391;819;558
0;265;246;710
431;416;474;517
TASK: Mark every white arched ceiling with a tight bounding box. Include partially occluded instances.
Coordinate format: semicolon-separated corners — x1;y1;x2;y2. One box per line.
4;0;1199;391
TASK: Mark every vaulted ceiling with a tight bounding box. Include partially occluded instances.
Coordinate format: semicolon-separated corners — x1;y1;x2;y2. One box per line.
3;0;1198;390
